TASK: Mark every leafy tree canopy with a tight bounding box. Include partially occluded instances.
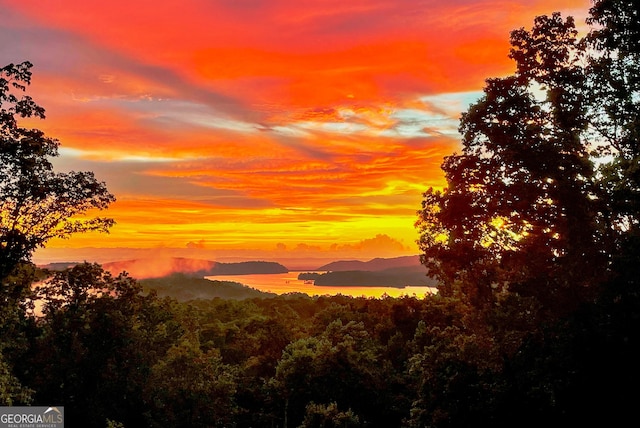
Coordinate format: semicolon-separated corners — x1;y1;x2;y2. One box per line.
417;1;640;313
1;62;115;281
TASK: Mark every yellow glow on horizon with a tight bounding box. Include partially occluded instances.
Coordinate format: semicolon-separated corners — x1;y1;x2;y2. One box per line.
6;0;593;262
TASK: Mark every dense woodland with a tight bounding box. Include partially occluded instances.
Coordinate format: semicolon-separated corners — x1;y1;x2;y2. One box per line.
2;1;640;427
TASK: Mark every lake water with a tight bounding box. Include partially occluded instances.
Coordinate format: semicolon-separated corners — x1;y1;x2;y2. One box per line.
206;272;438;298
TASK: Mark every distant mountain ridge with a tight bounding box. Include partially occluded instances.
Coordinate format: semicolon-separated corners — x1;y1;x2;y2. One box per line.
102;257;288;279
40;256;430;286
301;256;437;288
39;262;80;271
300;268;437;288
316;255;422;272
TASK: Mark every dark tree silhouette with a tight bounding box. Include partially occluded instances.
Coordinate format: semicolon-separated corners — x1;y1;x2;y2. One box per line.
416;13;608;311
0;62;115;281
586;0;640;244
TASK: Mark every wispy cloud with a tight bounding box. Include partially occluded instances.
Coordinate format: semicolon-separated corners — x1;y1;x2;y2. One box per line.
1;0;591;257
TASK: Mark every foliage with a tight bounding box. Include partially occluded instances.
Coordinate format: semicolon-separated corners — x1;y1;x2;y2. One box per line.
412;0;640;425
0;261;633;427
13;263;182;426
416;1;640;317
586;0;640;242
0;62;115;406
0;263;43;405
299;402;361;428
0;352;32;406
1;62;115;281
416;12;604;312
139;273;276;301
274;320;384;426
144;337;238;427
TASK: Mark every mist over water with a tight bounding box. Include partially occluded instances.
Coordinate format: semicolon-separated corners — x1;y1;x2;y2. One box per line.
104;257;217;279
207;272;437;298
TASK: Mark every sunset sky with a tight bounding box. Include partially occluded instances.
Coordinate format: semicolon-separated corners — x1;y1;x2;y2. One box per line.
1;0;590;264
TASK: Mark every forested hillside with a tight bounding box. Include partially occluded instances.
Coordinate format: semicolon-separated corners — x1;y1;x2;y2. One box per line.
139;273;277;301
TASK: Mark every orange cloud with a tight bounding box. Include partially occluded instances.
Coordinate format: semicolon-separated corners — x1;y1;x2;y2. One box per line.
331;234;410;254
2;0;592;260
